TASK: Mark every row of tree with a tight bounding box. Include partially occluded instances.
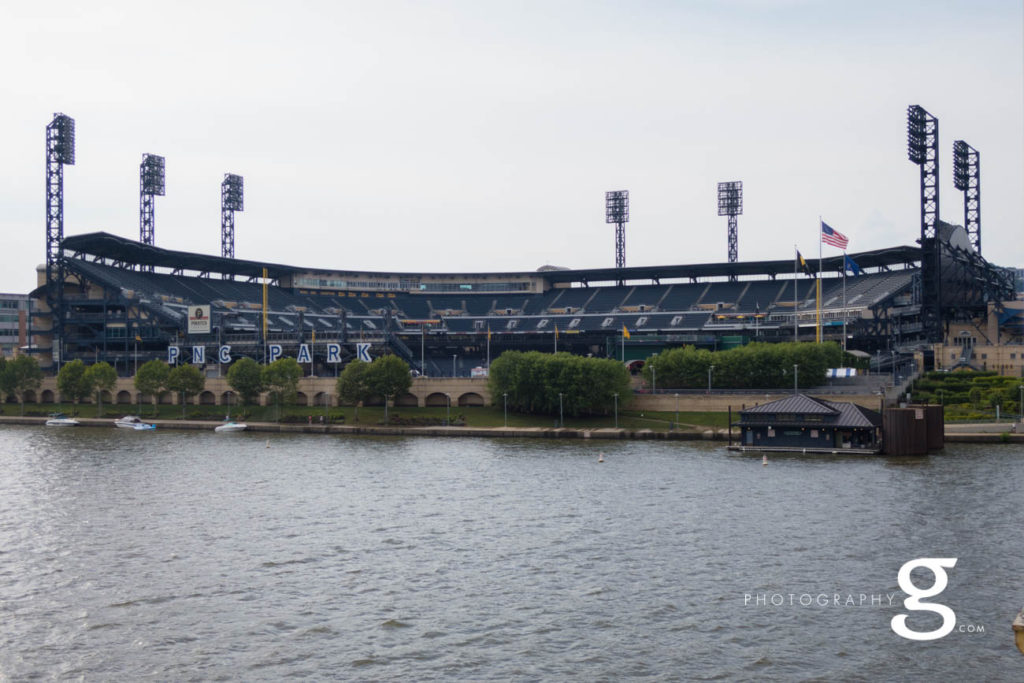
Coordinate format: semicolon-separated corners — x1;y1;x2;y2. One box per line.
46;355;413;414
641;341;848;390
487;351;631;416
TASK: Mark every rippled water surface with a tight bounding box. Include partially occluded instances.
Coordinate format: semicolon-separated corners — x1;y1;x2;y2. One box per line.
1;426;1022;680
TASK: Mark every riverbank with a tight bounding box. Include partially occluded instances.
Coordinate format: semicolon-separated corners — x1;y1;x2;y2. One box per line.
0;415;729;440
5;415;1023;444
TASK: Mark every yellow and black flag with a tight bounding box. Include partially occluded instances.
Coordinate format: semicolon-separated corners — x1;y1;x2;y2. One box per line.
797;250;813;276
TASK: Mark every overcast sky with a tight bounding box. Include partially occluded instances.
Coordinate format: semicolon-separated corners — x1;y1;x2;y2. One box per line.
1;0;1021;293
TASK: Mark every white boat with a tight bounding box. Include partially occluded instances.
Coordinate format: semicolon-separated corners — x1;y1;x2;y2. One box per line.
215;421;247;433
45;413;80;427
114;415;156;430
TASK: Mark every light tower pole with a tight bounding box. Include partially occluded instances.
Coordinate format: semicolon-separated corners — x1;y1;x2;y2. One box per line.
953;140;980;254
606;190;629;285
221;173;244;273
45;113;75;369
907;105;941;342
717;181;743;282
140;154;165;272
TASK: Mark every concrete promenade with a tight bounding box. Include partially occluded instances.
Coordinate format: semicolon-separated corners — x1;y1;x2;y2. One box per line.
4;416;1022;444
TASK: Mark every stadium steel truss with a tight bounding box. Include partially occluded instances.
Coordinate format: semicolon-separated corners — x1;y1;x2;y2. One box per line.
31;226;1013;377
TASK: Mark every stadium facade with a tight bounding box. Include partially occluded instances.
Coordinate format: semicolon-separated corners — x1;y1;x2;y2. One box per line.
26;222;1016;378
24;108;1020;378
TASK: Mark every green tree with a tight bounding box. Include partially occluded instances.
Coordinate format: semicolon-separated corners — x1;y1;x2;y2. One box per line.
364;355;412;422
365;355;412;401
336;359;371;422
10;356;43;415
0;357;10;403
57;359;93;406
488;351;631;417
84;361;118;417
134;359;170;415
167;364;206;418
262;357;303;416
226;357;265;405
968;386;982;410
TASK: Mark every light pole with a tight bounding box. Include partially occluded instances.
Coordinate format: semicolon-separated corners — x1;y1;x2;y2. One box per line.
793;364;799;394
1019;384;1023;423
452;354;457;378
445;393;451;426
503;392;508;428
421;326;426;377
707;364;714;395
613;392;619;429
652;365;657;394
675;393;679;430
558;392;564;428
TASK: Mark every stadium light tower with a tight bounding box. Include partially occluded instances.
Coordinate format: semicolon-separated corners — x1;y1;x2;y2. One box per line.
606;190;629;276
221;173;244;265
45;113;75;366
717;181;742;281
907;104;942;342
952;140;980;254
140;154;165;269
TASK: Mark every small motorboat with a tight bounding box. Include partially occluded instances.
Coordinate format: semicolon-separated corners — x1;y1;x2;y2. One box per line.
114;415;156;430
215;421;248;433
45;413;80;427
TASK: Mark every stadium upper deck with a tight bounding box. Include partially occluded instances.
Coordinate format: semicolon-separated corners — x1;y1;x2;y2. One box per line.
27;231;939;374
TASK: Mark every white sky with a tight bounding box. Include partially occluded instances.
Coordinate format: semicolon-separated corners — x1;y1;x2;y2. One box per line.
1;0;1021;293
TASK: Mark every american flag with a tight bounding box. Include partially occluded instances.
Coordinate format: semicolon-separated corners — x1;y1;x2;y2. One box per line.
821;221;849;249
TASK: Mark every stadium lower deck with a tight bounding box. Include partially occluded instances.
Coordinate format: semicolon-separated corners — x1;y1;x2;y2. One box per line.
34;232;952;377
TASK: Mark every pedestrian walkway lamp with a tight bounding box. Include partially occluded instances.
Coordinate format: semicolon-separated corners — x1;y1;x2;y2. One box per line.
794;364;799;394
707;364;714;394
675;393;679;430
558;392;564;427
503;392;508;427
613;392;619;428
446;393;451;426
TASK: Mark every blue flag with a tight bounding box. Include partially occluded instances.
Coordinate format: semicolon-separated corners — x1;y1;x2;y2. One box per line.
844;254;862;276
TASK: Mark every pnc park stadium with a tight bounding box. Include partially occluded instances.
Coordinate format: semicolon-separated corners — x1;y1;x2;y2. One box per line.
29;107;1021;380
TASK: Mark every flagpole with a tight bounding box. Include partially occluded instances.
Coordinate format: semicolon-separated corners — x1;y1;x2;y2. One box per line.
816;218;822;344
842;251;848;352
793;245;799;342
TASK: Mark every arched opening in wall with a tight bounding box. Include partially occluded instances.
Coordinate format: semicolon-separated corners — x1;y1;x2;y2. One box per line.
394;392;418;407
41;390;55;404
23;390;37;403
458;392;484;407
116;390;132;405
313;392;331;407
100;390;113;405
363;394;384;407
425;392;450;407
294;392;308;407
221;391;236;408
199;391;216;405
158;393;174;405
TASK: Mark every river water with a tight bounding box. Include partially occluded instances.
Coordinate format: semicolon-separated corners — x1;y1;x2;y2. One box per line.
0;426;1021;681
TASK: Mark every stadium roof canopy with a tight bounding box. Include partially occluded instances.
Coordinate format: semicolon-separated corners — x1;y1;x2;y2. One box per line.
60;232;922;284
